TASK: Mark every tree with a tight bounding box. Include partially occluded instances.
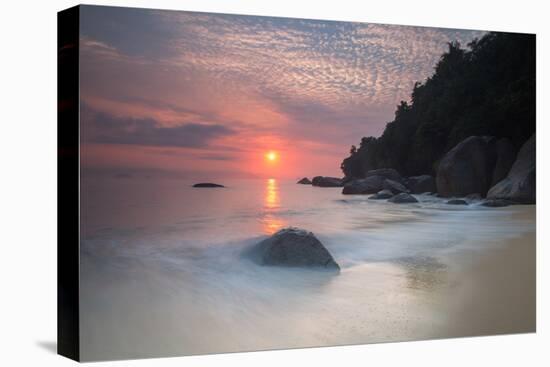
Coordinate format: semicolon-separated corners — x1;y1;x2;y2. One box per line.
341;32;535;178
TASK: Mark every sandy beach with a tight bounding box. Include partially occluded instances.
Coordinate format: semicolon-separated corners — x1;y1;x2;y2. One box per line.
441;222;535;337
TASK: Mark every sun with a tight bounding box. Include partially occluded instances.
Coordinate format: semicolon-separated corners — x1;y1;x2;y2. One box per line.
265;151;278;162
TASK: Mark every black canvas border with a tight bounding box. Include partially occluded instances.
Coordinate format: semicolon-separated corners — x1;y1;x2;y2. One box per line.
57;5;80;362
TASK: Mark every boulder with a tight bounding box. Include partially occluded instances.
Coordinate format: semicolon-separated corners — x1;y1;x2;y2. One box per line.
342;176;385;195
365;168;403;183
383;179;410;194
487;134;535;204
436;136;498;197
341;176;356;185
368;189;394;200
193;183;224;188
388;193;418;204
491;138;517;186
248;227;340;271
481;199;516;208
447;199;468;205
407;175;436;194
297;177;312;185
312;176;343;187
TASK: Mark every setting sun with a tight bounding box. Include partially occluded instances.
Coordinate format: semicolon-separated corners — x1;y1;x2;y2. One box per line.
265;151;278;162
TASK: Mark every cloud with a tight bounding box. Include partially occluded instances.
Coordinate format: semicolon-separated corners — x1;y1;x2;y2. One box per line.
196;154;236;161
155;13;485;108
82;105;234;148
80;9;484;142
78;7;486;177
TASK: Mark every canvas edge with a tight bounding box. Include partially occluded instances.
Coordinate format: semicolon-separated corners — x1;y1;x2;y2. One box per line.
57;4;81;362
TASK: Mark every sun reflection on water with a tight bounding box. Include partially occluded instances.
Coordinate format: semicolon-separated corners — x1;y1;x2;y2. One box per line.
262;178;286;234
265;178;279;209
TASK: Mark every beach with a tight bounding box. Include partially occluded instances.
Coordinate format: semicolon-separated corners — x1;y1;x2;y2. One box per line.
441;229;535;337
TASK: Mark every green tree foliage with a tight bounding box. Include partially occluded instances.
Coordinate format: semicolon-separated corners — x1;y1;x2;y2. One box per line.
341;32;535;178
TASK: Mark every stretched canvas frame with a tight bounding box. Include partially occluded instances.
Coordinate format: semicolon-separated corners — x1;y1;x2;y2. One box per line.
58;4;536;362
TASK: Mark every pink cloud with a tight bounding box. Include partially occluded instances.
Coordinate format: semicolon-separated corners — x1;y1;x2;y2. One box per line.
79;10;484;179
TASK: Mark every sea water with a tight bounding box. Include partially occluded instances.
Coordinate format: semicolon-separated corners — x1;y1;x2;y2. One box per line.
79;177;535;361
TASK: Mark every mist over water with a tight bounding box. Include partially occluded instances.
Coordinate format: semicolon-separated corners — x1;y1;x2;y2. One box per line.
80;177;535;361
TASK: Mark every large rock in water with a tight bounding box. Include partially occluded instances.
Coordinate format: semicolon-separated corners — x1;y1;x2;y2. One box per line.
311;176;343;187
297;177;312;185
249;228;340;271
193;182;224;188
487;134;535;204
342;176;385;195
407;175;436;194
436;136;499;197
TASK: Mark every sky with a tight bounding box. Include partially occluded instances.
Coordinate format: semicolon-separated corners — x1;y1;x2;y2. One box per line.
79;5;485;180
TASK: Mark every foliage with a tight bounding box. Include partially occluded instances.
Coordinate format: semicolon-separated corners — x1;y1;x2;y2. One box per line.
341;32;535;178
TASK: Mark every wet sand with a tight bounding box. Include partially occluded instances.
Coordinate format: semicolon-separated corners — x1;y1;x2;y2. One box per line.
439;208;535;337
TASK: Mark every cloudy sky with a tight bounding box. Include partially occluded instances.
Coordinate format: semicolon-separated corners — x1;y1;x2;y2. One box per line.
80;5;485;179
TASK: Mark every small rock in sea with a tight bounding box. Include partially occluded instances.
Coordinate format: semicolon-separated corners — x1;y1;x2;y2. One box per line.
447;199;468;205
388;193;419;204
368;189;394;200
481;199;516;207
297;177;312;185
192;183;225;188
382;179;410;194
246;227;340;272
311;176;343;187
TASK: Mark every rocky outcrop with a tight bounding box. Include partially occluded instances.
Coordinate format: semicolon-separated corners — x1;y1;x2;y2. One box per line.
436;136;500;197
368;189;394;200
297;177;312;185
247;227;340;271
407;175;436;194
388;193;418;204
342;176;385;195
365;168;403;183
447;199;468;205
487;134;535;204
382;179;409;194
312;176;343;187
193;183;225;188
342;176;408;195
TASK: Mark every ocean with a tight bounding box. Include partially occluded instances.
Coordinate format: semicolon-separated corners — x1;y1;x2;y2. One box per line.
79;177;535;361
